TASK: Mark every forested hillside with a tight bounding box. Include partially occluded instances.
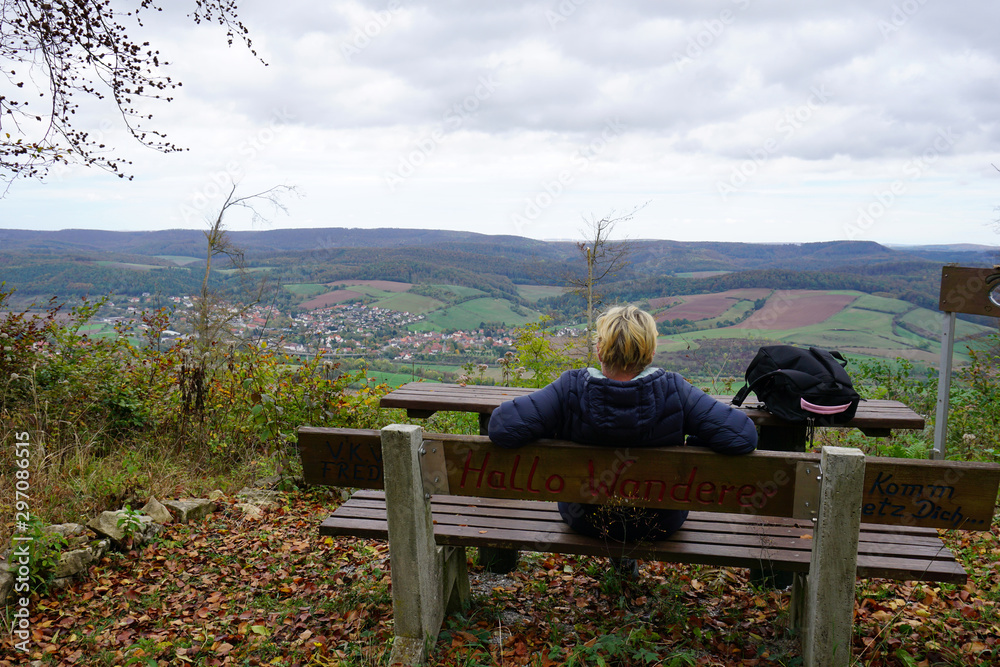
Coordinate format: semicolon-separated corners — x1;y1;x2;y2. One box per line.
1;228;996;319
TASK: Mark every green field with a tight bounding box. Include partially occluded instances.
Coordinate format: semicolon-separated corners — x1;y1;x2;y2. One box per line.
76;322;141;344
850;293;915;314
358;371;416;388
372;292;444;315
656;291;995;364
674;270;730;278
94;261;164;270
284;283;329;297
429;284;486;298
155;255;201;266
516;285;564;301
216;266;274;275
410;298;543;331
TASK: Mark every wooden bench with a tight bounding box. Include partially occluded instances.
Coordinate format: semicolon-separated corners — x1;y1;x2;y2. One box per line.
380;383;931;576
297;425;1000;667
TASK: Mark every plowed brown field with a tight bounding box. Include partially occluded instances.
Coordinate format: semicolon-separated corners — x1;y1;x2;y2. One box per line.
300;290;364;309
651;288;771;322
735;290;857;330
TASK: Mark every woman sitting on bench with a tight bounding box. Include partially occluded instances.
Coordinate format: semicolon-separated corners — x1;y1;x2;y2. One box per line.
488;305;758;543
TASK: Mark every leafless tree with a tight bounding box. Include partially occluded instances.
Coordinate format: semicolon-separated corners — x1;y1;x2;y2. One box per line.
194;182;295;354
0;1;258;188
566;204;647;367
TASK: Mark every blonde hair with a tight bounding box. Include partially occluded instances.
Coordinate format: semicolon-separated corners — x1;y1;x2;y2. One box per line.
595;305;657;375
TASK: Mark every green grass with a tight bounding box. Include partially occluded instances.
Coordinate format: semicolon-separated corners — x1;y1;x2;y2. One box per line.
283;283;329;297
410;298;542;331
516;285;564;301
355;371;414;387
692;298;757;328
335;285;388;298
215;266;274;274
416;363;464;373
371;292;444;314
429;284;486;298
304;285;446;314
900;307;995;340
652;290;1000;364
93;261;164;270
154;255;201;266
674;270;730;278
851;293;916;314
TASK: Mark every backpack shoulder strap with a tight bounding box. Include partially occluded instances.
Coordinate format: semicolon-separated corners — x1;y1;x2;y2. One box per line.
731;369;784;406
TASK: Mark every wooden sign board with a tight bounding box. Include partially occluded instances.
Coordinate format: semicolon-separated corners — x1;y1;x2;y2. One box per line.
298;427;383;489
297;428;999;531
430;436;810;516
939;265;1000;317
427;436;1000;531
863;457;999;530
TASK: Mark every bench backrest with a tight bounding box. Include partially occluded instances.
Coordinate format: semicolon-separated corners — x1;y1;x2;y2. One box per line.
297;426;1000;531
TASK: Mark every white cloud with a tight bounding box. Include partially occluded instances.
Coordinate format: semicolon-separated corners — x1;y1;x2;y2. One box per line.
1;0;999;245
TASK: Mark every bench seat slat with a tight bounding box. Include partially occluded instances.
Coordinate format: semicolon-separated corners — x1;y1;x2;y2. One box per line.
328;504;957;562
350;489;945;538
320;492;967;583
345;490;952;547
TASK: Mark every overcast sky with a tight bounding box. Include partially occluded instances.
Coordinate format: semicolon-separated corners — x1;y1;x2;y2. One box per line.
3;0;1000;245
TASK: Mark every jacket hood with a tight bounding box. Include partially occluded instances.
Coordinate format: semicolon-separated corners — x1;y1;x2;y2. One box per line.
576;367;674;443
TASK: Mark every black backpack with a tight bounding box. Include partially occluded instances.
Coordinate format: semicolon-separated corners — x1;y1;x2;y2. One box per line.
731;345;861;424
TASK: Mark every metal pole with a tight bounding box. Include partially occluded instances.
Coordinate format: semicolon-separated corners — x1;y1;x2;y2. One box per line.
932;311;957;460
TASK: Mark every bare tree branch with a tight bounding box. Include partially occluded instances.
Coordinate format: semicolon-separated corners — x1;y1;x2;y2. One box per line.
565;202;648;367
195;182;297;355
0;1;259;190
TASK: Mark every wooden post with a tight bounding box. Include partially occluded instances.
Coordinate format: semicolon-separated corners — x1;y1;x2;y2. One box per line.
803;446;865;667
932;311;956;460
382;424;443;666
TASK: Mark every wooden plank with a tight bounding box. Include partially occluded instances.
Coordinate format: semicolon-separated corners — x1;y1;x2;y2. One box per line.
319;511;965;582
379;383;927;430
349;491;949;549
329;495;957;561
297;427;383;489
320;492;966;583
855;556;966;583
428;435;999;529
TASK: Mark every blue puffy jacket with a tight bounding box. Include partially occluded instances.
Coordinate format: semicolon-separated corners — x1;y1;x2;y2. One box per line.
488;367;757;541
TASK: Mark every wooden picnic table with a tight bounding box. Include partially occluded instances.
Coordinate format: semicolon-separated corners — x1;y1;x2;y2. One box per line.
380;381;926;444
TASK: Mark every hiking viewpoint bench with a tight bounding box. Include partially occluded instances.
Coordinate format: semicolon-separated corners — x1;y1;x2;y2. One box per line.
297;425;999;667
380;383;931;576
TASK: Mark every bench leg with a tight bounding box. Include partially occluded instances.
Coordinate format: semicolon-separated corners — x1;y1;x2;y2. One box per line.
478;546;519;573
382;425;445;666
802;446;864;667
442;546;470;614
789;572;807;631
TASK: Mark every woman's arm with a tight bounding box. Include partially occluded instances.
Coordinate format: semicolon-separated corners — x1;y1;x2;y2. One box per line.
487;374;569;448
678;380;758;455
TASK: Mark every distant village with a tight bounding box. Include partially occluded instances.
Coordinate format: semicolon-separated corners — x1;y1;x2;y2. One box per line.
287;302;517;360
106;294;524;362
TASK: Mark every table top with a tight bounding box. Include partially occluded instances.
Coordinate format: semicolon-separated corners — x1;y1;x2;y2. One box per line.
379;381;926;431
